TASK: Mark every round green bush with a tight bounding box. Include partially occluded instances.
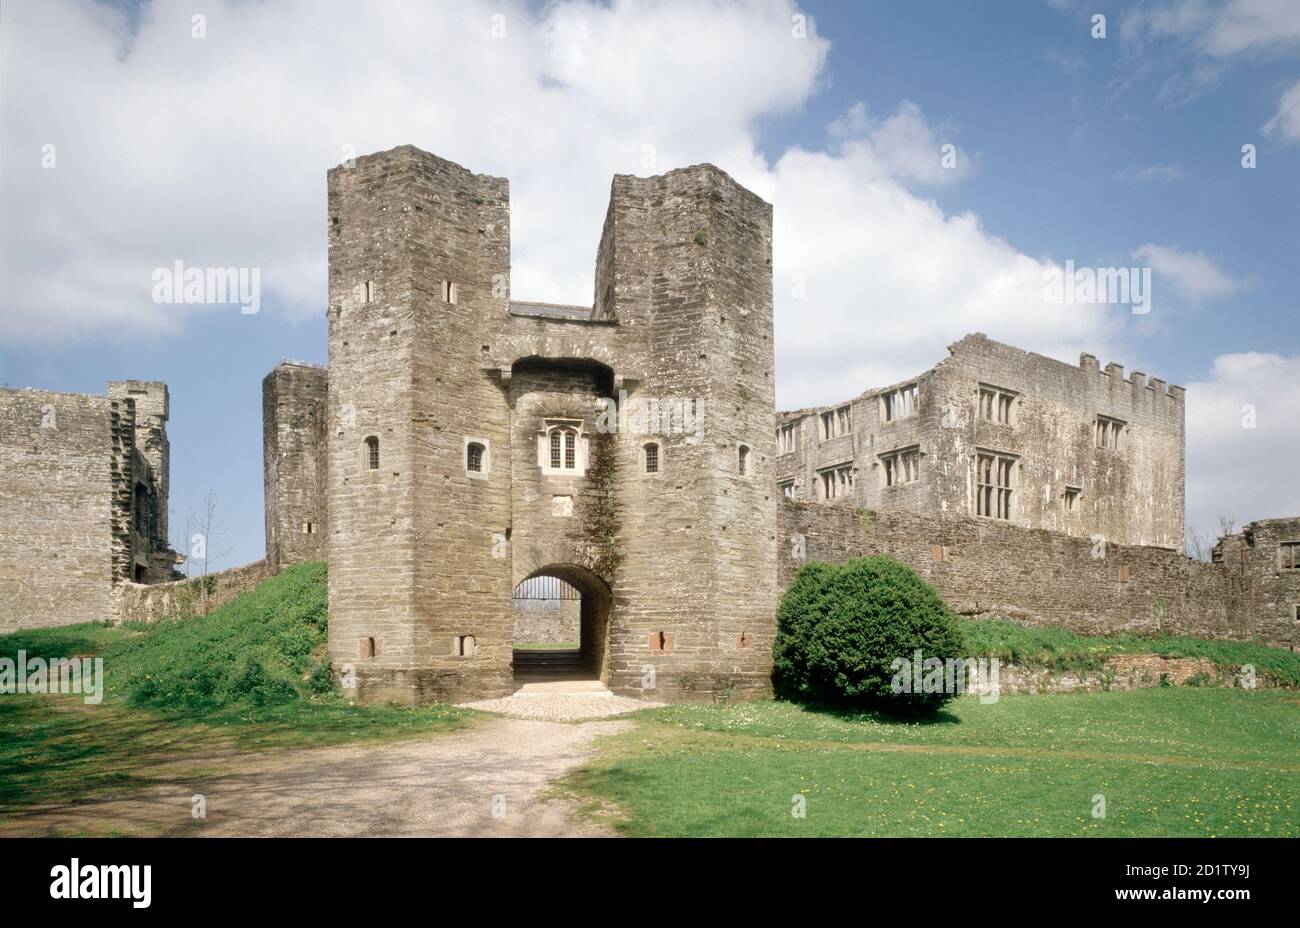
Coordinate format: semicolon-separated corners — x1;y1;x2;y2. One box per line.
773;556;967;712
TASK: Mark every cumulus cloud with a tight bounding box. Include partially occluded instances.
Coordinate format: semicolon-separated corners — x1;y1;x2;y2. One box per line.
769;135;1122;407
3;0;1134;414
1131;243;1242;302
1185;351;1300;539
0;0;828;342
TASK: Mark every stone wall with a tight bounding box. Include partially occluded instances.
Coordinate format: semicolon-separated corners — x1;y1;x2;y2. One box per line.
113;559;270;624
776;334;1185;549
1214;518;1300;649
779;501;1296;650
263;361;327;573
512;599;581;644
315;146;779;706
0;388;116;631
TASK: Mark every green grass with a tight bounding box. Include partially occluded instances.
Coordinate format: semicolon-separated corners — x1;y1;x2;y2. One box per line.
959;618;1300;686
565;691;1300;837
0;563;473;815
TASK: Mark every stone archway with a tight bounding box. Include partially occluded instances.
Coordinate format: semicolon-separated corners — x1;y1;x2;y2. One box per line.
511;564;612;688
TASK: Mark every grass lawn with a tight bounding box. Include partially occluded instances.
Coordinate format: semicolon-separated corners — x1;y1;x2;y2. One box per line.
0;564;474;818
960;618;1300;686
564;690;1300;837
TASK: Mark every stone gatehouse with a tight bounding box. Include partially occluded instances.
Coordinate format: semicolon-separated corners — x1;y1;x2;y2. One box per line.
264;145;779;704
4;144;1294;693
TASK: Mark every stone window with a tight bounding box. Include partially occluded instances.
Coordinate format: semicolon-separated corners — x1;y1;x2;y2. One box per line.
818;463;854;499
359;637;378;658
1095;415;1126;451
819;405;852;440
539;420;586;476
364;436;379;470
881;384;918;422
451;635;476;657
881;446;920;487
1064;486;1081;511
777;422;799;454
738;444;751;476
1280;541;1300;571
303;522;316;534
441;280;458;304
976;451;1016;520
779;480;795;499
644;442;660;474
363;280;375;303
465;439;489;479
978;384;1016;425
133;482;149;534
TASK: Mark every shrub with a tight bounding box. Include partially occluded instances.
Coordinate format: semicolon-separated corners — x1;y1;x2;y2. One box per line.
773;557;967;713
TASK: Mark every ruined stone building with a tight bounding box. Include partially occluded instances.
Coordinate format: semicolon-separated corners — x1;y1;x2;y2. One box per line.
776;334;1185;549
0;381;177;632
4;145;1290;693
256;144;1295;707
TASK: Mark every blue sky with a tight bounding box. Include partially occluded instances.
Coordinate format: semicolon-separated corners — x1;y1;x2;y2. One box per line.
1;0;1297;567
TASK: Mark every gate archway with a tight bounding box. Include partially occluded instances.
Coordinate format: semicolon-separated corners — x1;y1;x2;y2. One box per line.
511;564;611;687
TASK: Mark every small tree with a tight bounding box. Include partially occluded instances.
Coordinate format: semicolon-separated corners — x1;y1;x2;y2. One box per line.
174;490;234;614
1186;514;1237;562
773;557;967;713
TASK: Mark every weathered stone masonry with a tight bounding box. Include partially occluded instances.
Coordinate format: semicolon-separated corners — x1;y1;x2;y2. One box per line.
263;361;328;574
294;145;777;704
0;382;178;632
777;334;1185;549
779;503;1297;651
258;144;1296;706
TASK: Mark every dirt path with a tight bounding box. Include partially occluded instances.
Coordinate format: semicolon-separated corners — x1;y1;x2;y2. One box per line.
1;718;630;837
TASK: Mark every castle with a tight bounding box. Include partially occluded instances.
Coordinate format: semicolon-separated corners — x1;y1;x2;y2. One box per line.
3;145;1296;701
0;381;178;631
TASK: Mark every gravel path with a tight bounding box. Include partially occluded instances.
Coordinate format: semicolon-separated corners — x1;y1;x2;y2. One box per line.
459;679;664;721
1;717;630;837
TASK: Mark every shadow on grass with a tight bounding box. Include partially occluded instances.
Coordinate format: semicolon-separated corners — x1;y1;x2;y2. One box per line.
776;696;962;727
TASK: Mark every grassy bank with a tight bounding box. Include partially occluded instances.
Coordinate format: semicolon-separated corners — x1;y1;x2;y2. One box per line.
959;618;1300;686
0;563;473;815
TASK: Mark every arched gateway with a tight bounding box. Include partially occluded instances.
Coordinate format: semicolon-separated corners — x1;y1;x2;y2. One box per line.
511;565;612;685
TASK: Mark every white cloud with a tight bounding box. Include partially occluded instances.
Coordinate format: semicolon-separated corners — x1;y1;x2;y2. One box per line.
1185;351;1300;538
1119;1;1300;107
3;0;1129;416
1131;243;1242;301
0;0;828;342
827;101;970;185
1122;0;1300;57
1264;79;1300;140
770;134;1119;408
